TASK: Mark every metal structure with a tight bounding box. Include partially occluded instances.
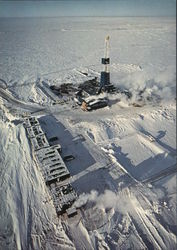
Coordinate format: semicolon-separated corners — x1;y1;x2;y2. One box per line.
99;35;110;92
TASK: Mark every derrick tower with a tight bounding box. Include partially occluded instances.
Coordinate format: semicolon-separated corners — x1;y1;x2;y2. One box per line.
100;35;110;90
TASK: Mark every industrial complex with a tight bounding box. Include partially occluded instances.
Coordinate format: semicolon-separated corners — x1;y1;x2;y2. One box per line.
22;37;116;218
22;36;142;219
49;36;119;111
24;117;77;217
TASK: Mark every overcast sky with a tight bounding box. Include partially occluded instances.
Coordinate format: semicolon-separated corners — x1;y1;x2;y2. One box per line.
0;0;176;17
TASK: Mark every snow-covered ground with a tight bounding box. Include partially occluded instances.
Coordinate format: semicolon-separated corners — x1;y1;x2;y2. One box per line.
0;17;176;249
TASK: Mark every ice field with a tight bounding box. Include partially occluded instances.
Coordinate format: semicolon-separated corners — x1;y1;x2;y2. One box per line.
0;17;176;249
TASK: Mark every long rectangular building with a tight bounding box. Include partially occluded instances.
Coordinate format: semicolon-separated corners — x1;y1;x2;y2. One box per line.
24;116;77;215
35;145;70;184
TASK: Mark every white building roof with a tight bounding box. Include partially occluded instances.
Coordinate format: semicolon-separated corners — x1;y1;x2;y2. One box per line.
26;125;44;138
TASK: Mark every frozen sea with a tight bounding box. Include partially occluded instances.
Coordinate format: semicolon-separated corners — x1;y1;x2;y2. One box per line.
0;17;176;250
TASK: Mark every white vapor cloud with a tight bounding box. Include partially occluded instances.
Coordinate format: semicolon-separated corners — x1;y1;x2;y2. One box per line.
74;189;133;214
117;67;176;103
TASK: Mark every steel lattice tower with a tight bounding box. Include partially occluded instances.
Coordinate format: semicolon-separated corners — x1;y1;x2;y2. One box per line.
100;35;110;90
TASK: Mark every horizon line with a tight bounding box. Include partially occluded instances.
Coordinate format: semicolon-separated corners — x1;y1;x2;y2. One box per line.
0;15;176;18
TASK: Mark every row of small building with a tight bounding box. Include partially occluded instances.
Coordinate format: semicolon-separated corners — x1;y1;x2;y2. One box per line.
24;117;77;217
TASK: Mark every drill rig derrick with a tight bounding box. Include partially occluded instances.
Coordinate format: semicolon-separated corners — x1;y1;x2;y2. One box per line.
98;35;110;94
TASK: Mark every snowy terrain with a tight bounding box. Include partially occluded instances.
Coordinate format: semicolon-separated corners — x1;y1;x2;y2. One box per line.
0;17;176;249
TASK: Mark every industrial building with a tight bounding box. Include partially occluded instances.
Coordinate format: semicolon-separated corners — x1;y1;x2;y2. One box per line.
26;125;44;138
24;117;77;216
50;182;77;216
35;145;70;185
24;117;40;128
35;144;62;157
24;117;49;151
30;134;49;151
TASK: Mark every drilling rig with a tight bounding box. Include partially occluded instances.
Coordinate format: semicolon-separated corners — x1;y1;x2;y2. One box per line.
98;36;115;93
74;36;115;110
98;35;111;93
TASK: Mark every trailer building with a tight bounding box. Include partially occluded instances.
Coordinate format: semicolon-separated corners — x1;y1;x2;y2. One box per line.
50;182;77;215
35;144;70;184
26;125;44;138
24;117;40;128
30;134;49;151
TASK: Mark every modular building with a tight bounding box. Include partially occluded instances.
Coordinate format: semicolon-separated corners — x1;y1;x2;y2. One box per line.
24;116;77;216
35;145;70;184
24;117;40;128
30;134;49;151
26;125;44;138
50;182;77;215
